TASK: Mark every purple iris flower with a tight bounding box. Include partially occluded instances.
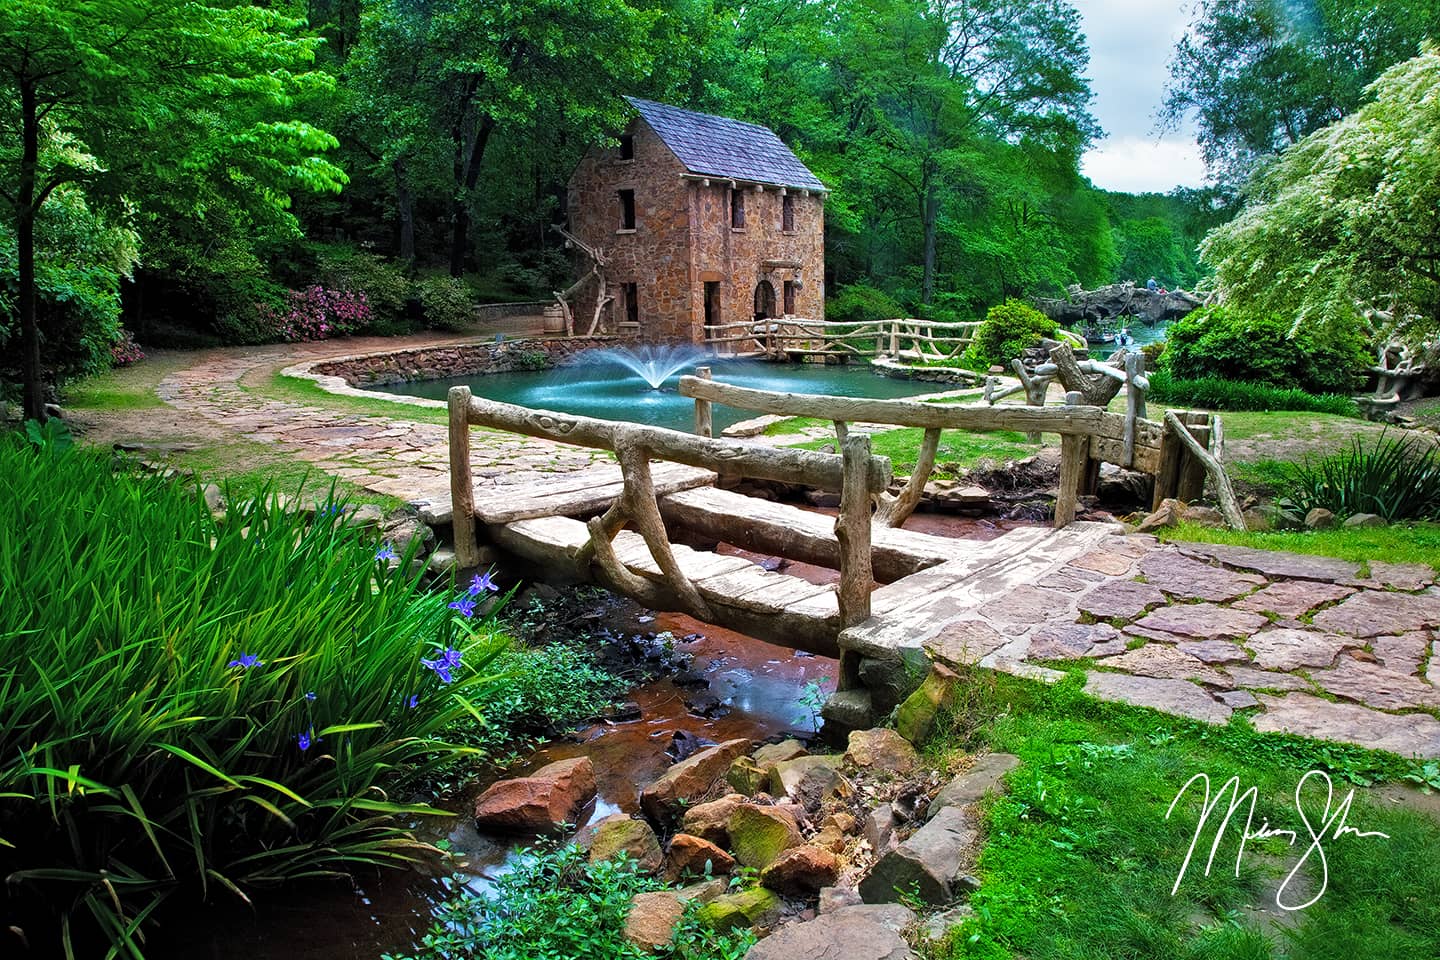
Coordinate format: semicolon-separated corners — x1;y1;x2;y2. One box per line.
305;691;317;701
375;542;398;562
406;694;420;709
227;653;263;669
298;728;318;752
468;571;499;596
421;646;462;685
448;597;476;618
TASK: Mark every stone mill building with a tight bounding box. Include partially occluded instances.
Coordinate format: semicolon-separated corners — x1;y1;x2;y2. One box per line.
565;96;826;343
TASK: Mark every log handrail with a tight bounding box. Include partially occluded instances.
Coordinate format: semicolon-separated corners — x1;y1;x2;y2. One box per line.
447;386;892;627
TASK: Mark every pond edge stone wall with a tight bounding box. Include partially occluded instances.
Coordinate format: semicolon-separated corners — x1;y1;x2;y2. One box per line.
309;336;617;388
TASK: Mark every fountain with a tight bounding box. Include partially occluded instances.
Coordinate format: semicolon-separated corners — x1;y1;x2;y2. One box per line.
586;344;710;390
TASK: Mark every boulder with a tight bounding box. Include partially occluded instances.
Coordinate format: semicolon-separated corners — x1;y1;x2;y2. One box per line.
728;804;803;869
845;729;919;777
1304;507;1336;530
665;833;736;881
473;757;596;834
817;886;864;914
742;904;917;960
760;845;841;896
680;793;748;845
640;738;752;822
1181;505;1224;527
813;811;857;853
1136;498;1186;533
348;503;386;529
768;755;851;807
863;803;898;854
926;754;1021;819
820;689;875;732
894;666;955;745
1344;512;1385;528
625;880;726;950
858;656;926;713
728;756;768;795
700;887;783;933
587;815;663;873
859;806;975;905
753;739;809;767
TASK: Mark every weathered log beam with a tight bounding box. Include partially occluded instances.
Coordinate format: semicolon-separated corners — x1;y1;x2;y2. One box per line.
836;434;875;627
448;386;480;568
1163;411;1245;531
464;394;891;493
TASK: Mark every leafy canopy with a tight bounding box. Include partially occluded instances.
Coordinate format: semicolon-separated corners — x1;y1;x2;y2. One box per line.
1199;43;1440;339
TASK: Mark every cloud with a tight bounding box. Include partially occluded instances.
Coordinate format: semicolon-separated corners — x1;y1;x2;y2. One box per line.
1081;136;1207;194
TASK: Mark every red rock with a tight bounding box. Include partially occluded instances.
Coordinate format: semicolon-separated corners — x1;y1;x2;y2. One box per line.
664;833;735;880
844;729;918;777
640;739;751;821
587;815;664;873
473;757;596;834
761;845;841;895
680;793;748;845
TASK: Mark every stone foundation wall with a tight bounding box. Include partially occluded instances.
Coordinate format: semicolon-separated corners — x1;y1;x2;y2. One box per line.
474;301;550;323
312;337;615;387
869;357;983;386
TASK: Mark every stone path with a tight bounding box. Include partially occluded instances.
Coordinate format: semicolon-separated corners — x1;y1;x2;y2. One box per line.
940;535;1440;757
151;332;604;503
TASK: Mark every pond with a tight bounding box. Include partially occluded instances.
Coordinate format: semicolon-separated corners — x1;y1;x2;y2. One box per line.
371;352;947;433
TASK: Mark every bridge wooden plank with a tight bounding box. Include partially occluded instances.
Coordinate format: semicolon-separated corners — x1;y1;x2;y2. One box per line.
420;463;717;526
659;486;957;582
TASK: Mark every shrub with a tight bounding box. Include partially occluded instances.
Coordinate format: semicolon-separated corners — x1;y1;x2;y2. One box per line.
1278;432;1440;522
1146;368;1359;415
314;245;413;334
110;328;145;366
0;441;510;958
961;299;1057;370
826;282;903;324
1162;304;1369;395
388;844;756;960
256;284;373;342
474;642;623;753
417;275;476;332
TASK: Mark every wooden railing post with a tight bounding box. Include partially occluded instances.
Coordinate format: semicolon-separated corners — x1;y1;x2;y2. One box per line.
448;386;480;569
889;320;899;357
693;365;713;438
1054;390;1087;528
836;434;875;627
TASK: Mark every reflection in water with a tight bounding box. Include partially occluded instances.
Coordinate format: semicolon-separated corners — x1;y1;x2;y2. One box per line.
372;355;944;433
155;607;836;960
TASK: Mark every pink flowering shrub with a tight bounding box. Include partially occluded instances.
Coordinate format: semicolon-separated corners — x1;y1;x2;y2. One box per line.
256;285;372;342
110;329;146;366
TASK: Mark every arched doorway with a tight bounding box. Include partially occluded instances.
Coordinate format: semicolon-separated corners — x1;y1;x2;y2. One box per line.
753;280;777;321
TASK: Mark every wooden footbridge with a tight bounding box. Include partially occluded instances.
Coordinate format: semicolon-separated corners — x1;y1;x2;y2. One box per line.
443;360;1235;676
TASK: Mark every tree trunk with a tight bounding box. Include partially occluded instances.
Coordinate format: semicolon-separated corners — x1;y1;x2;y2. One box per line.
394;157;415;268
18;79;45;423
921;164;938;307
448;114;496;278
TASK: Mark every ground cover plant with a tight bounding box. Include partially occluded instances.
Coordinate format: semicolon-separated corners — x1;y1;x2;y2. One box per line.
925;674;1440;960
1276;432;1440;523
388;843;755;960
1161;521;1440;572
0;438;512;958
792;426;1043;477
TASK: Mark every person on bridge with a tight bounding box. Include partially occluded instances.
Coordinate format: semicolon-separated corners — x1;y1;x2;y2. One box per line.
1146;276;1159;292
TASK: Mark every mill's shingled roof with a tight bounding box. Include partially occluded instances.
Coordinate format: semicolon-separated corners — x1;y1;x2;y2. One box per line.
625;96;826;193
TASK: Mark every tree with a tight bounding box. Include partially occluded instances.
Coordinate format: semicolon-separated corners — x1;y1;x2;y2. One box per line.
0;0;344;420
1200;43;1440;340
1163;0;1440;188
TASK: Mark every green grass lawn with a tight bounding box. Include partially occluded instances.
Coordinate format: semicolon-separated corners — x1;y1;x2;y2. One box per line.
791;426;1044;475
1162;520;1440;572
61;351;197;410
248;369;447;425
927;674;1440;960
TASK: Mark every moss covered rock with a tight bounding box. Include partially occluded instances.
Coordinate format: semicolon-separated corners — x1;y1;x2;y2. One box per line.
728;803;802;869
699;886;782;932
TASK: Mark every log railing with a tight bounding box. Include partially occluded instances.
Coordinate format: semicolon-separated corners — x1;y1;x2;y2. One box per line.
700;317;985;360
677;374;1236;529
448;386;893;625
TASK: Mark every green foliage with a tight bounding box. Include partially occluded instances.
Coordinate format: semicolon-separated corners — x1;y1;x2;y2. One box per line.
1163;0;1440;188
927;674;1440;960
1162;304;1368;394
1277;432;1440;523
792;425;1041;476
825;283;904;324
21;416;74;452
1200;43;1440;340
388;844;755;960
1164;520;1440;573
1146;368;1359;416
0;441;509;957
417;275;476;333
961;299;1057;370
473;642;624;753
315;245;413;334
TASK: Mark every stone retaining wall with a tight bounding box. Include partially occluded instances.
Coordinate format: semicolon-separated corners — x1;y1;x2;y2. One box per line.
474;301;551;323
312;336;615;387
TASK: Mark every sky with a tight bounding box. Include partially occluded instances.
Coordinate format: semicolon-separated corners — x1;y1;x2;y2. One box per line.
1075;0;1209;194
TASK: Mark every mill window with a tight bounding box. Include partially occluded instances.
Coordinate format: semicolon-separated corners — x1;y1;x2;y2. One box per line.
730;189;745;229
782;194;795;232
618;134;634;160
618;189;636;230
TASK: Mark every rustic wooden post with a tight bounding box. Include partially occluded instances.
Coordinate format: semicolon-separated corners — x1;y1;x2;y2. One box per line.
1176;411;1211;503
836;434;874;627
1122;352;1146;468
693;366;713;438
447;386;480;569
1054;390;1087;528
876;427;941;528
1152;412;1184;509
1164;411;1245;530
889;320;899;357
1011;358;1046;442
